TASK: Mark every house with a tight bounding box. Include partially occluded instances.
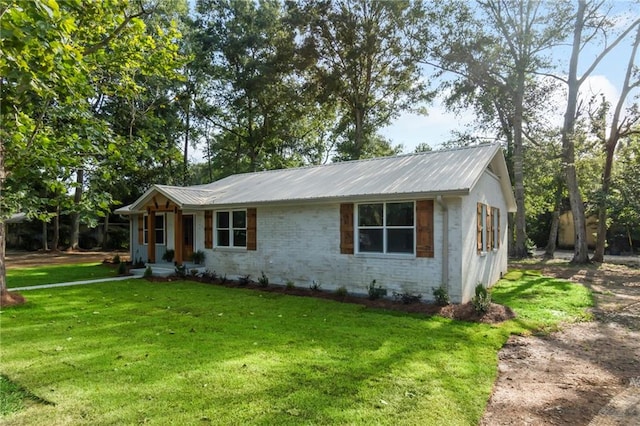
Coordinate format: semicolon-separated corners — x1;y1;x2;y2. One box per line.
115;143;516;303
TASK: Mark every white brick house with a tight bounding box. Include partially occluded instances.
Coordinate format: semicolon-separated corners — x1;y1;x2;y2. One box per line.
116;144;516;303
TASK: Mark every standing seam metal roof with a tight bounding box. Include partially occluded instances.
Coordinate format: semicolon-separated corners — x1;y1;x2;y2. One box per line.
122;143;510;212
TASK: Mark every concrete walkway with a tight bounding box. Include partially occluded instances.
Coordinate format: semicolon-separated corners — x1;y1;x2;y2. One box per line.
11;275;141;292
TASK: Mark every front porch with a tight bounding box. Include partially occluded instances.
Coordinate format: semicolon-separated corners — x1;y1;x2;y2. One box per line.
131;262;208;278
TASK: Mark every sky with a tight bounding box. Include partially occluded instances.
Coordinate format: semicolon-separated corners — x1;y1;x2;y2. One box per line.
380;1;639;153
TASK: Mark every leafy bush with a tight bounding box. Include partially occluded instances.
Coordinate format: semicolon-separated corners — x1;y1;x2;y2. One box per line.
258;272;269;287
368;280;387;300
285;280;295;290
162;249;175;262
203;270;218;283
133;257;145;268
117;262;127;276
191;250;206;265
174;265;186;278
143;266;153;278
472;283;492;313
393;291;422;305
190;269;200;277
309;280;321;291
220;274;228;284
432;285;450;306
239;274;251;285
112;254;121;264
335;286;348;297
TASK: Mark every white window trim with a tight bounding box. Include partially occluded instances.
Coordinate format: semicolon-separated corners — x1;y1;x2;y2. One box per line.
355;201;416;256
143;213;166;246
215;209;248;249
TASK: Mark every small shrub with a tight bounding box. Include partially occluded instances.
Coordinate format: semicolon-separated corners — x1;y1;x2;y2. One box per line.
335;286;348;298
133;257;145;268
190;269;199;277
191;250;206;265
285;280;295;290
220;274;228;284
112;254;121;264
203;270;218;283
239;274;251;285
368;280;387;300
393;291;422;305
143;266;153;278
309;280;321;291
162;249;175;263
175;265;187;278
432;285;450;306
472;283;492;314
117;262;127;276
258;271;269;287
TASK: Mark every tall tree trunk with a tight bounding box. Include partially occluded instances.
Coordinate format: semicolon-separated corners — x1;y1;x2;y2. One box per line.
592;24;640;262
183;94;190;185
69;169;84;251
562;0;589;264
512;77;528;258
42;220;49;251
102;214;110;250
544;177;564;258
53;207;60;251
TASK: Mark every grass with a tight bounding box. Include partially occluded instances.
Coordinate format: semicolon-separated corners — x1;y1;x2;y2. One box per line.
6;263;118;288
0;269;593;425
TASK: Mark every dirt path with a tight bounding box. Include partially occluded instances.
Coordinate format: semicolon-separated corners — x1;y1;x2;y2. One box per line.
482;260;640;426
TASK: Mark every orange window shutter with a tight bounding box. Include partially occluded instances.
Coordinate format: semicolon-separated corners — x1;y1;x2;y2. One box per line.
137;214;144;245
486;207;493;251
340;203;354;254
247;208;257;251
477;203;483;253
496;208;501;248
204;211;213;249
416;200;434;258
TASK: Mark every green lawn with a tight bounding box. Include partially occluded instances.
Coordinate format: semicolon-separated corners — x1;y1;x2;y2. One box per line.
6;263;118;288
0;270;592;425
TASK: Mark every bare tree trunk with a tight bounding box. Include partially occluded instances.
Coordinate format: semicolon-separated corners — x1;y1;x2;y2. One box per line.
69;169;84;251
512;79;528;258
53;207;60;251
592;24;640;262
42;220;49;251
544;178;564;258
102;214;109;250
183;95;190;185
562;0;589;264
0;137;6;293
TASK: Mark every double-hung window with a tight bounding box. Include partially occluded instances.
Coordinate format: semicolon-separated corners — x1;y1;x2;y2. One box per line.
143;214;165;245
357;202;414;254
216;210;247;248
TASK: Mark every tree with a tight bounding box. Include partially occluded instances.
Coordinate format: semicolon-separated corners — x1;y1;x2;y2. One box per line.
290;0;432;160
0;0;184;295
591;23;640;262
424;0;572;258
558;0;639;263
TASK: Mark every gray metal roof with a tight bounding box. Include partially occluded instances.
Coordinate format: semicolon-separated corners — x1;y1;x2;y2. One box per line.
118;144;515;213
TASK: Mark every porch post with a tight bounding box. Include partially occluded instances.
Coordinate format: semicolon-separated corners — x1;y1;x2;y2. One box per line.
147;212;156;263
174;209;183;265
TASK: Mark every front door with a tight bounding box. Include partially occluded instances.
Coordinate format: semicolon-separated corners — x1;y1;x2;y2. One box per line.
183;215;194;260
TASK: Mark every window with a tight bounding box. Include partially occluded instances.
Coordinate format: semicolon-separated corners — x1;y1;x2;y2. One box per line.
216;210;247;248
357;202;414;254
143;213;165;245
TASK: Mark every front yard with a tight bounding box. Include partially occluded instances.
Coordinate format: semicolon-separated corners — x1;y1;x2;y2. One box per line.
0;270;592;425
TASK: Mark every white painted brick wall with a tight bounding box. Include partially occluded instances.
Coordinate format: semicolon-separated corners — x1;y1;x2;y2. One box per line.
204;202;450;301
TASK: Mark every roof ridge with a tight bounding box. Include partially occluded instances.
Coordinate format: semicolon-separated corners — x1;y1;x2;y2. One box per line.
208;143;498;181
